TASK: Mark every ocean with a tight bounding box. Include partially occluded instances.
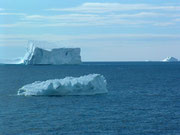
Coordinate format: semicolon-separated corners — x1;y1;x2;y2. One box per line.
0;62;180;135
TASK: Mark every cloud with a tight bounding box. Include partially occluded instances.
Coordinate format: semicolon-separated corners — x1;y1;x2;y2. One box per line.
0;3;179;28
110;12;162;18
1;33;180;43
47;3;180;13
0;21;47;27
12;12;169;27
0;22;33;27
0;18;174;28
0;23;20;27
0;12;26;16
0;8;4;11
174;18;180;21
23;12;161;21
0;20;171;28
153;22;175;26
23;14;101;21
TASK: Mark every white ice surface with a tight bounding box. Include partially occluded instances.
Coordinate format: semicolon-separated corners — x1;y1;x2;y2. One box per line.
17;74;108;96
162;57;178;62
22;41;81;65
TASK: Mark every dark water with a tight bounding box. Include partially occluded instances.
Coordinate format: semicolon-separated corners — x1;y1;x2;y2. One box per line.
0;62;180;135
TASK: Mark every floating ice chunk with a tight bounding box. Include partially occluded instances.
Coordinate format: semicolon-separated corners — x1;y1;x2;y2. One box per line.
17;74;108;96
162;57;178;62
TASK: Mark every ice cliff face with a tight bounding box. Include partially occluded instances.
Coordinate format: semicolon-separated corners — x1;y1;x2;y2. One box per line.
17;74;108;96
162;57;178;62
22;41;81;65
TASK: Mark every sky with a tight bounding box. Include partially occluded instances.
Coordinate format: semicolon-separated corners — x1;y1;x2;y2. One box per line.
0;0;180;61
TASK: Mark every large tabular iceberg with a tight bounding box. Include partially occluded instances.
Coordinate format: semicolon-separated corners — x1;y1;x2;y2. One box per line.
17;74;108;96
22;41;81;65
162;57;178;62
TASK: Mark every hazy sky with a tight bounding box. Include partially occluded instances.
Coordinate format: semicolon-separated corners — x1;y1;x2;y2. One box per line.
0;0;180;61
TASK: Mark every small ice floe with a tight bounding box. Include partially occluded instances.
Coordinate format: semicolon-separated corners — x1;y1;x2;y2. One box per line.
17;74;108;96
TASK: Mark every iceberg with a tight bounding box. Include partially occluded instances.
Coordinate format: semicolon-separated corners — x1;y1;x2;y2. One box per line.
22;41;81;65
0;57;23;64
162;57;178;62
17;74;108;96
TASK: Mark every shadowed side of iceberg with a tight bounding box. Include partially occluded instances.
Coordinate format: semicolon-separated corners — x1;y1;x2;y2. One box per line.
17;74;108;96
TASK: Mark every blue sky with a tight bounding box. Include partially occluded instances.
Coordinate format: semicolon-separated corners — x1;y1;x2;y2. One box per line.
0;0;180;61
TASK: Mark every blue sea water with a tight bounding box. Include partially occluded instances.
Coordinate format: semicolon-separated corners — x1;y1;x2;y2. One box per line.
0;62;180;135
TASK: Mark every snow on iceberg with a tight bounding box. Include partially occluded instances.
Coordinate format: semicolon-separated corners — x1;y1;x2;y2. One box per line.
162;57;178;62
17;74;108;96
22;41;81;65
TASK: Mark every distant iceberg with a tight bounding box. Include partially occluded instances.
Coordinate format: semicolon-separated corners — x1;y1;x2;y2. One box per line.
162;57;178;62
22;41;81;65
17;74;108;96
0;57;23;64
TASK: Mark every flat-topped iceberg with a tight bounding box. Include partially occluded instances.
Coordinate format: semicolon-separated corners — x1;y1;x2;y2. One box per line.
17;74;108;96
162;57;178;62
22;41;81;65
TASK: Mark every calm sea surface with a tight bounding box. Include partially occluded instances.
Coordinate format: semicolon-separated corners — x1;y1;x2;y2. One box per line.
0;62;180;135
